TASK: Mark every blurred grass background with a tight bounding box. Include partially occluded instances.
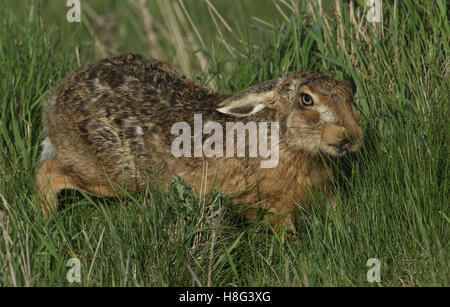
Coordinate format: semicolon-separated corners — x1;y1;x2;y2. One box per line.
0;0;448;286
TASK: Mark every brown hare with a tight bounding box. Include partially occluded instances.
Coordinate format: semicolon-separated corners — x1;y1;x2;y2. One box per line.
35;53;362;234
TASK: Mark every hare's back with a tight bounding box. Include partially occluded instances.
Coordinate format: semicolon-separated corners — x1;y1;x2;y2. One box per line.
42;54;171;183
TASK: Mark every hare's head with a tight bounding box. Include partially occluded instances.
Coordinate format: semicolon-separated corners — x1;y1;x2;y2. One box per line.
217;72;363;157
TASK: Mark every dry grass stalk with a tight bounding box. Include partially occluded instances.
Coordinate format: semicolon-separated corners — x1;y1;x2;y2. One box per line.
273;0;290;22
87;226;106;284
186;264;203;287
156;0;191;73
205;4;235;57
0;193;17;287
178;0;206;49
204;0;242;43
136;0;165;59
279;0;295;13
172;1;209;72
251;16;275;29
81;3;111;57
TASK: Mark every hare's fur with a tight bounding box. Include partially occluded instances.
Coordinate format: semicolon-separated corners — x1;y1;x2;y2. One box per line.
36;53;363;232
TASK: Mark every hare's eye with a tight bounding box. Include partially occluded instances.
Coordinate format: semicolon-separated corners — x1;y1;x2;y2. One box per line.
300;93;314;106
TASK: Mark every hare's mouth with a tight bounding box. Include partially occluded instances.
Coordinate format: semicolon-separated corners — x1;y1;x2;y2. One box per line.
327;139;351;156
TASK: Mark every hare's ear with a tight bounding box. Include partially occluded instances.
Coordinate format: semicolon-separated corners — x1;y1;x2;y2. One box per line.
217;90;276;118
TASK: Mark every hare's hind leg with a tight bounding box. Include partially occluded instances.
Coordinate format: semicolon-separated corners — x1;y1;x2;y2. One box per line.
35;159;124;218
35;159;76;218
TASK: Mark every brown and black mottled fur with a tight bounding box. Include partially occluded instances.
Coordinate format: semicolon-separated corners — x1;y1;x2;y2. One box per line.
36;53;363;234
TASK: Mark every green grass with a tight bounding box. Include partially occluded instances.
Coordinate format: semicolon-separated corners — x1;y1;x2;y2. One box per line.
0;0;448;286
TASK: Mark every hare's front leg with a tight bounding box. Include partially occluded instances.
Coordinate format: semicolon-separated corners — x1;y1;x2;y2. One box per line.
35;159;76;218
265;198;296;235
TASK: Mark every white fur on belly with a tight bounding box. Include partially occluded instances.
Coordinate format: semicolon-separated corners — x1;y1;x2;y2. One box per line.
38;137;56;162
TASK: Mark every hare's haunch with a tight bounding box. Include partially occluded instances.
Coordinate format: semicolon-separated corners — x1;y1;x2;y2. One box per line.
36;53;363;233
